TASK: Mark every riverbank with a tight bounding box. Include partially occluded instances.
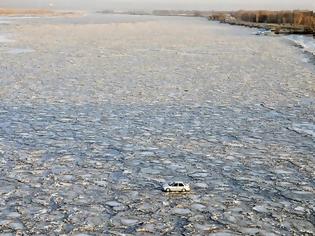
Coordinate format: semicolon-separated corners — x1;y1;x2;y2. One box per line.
209;10;315;35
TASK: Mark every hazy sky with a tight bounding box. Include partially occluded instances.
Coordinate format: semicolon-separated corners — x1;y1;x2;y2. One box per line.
1;0;315;11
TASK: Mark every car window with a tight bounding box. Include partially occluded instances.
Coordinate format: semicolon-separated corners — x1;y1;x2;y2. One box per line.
175;183;179;186
179;183;184;186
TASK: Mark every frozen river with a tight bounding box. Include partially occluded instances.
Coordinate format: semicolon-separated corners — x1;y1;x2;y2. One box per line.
0;14;314;235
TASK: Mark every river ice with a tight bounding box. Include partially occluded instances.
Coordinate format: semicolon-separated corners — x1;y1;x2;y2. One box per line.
0;14;314;235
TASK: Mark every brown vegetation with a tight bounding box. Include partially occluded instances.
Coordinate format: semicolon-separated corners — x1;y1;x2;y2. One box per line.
209;10;315;34
0;8;79;17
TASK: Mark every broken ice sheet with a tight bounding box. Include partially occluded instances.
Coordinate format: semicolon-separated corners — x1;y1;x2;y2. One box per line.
291;123;315;137
6;48;35;54
0;34;14;43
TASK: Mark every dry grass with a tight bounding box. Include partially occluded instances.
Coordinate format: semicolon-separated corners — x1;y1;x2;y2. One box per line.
0;8;80;17
233;10;315;31
210;10;315;33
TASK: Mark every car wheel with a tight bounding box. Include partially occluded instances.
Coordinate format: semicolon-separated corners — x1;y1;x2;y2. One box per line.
182;188;186;192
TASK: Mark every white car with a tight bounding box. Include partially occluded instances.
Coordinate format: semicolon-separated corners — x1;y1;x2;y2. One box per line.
163;181;191;192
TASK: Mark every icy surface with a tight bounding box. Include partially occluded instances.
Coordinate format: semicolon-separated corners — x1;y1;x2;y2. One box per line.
287;34;315;56
6;48;34;54
0;34;13;43
291;123;315;137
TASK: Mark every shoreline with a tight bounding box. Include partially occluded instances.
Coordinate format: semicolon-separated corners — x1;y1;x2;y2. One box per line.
215;19;315;35
209;10;315;36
